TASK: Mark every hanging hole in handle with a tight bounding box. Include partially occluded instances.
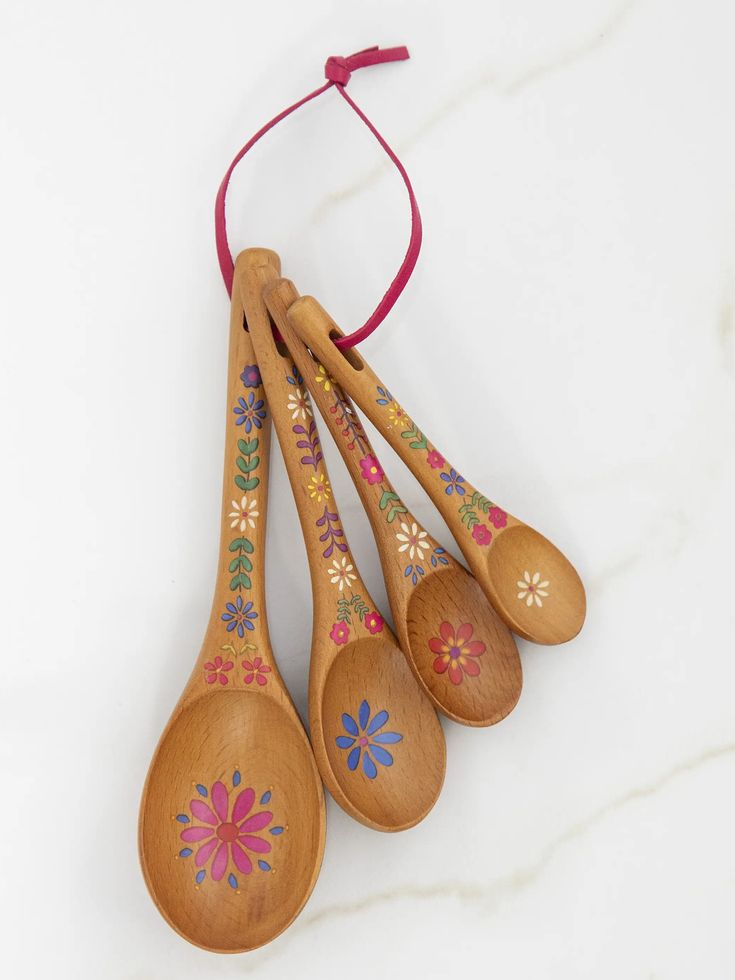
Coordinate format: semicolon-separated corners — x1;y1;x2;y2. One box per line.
329;330;364;371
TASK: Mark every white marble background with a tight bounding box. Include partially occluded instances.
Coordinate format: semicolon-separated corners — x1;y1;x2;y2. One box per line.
2;0;734;976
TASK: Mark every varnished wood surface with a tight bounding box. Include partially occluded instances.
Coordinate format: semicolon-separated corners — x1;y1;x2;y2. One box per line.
237;261;446;831
265;278;522;727
138;250;326;953
286;296;586;646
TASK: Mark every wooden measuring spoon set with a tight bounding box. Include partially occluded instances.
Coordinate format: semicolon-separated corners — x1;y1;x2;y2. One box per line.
138;249;586;952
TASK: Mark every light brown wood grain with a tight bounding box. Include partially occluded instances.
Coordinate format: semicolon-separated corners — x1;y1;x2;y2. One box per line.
139;250;325;954
286;296;587;646
265;278;522;727
236;263;446;832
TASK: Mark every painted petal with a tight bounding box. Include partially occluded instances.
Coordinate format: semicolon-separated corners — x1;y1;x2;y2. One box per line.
239;834;271;854
366;709;388;735
456;623;474;644
517;591;527;599
428;637;448;654
369;745;394;767
538;581;549;589
211;781;229;822
363;753;378;779
517;581;527;590
534;594;543;607
231;841;253;875
433;656;449;674
347;746;361;770
336;735;356;748
238;810;272;833
439;621;455;644
189;800;218;825
372;731;402;744
532;572;540;584
358;700;370;730
448;663;463;685
526;595;534;607
463;658;481;677
211;842;228;881
536;590;549;598
180;826;215;842
195;837;219;867
464;640;486;657
231;787;255;824
342;713;359;736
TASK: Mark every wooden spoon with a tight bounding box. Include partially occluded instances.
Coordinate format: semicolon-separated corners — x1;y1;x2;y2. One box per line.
285;297;586;646
264;279;522;727
138;250;325;953
236;266;446;831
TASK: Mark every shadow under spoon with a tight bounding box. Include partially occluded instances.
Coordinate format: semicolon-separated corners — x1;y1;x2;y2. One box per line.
239;264;446;832
265;279;522;727
285;296;586;646
138;250;325;953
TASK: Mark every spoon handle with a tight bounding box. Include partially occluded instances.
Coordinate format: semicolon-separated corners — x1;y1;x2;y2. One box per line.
201;250;280;684
286;296;586;645
264;280;458;622
236;269;385;651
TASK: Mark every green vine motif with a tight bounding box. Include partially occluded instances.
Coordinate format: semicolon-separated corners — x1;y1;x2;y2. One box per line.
459;491;496;531
400;424;428;451
378;490;408;523
228;536;254;591
336;594;370;625
235;437;260;492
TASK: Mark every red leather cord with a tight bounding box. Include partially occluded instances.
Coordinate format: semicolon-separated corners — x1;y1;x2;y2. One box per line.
214;45;422;349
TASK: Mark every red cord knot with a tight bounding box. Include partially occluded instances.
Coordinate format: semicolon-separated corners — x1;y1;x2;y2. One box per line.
325;55;351;86
324;45;410;88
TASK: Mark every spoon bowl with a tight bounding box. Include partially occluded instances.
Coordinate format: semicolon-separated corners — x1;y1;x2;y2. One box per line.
140;689;324;952
483;524;585;644
316;636;446;831
405;565;521;725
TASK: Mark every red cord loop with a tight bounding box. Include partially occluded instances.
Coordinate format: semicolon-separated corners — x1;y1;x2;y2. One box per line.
215;44;420;349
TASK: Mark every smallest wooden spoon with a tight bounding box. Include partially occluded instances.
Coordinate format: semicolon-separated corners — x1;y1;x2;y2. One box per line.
265;279;522;727
286;297;586;645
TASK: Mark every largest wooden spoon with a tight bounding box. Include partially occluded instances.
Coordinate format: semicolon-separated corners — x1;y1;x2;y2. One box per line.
138;251;325;953
286;297;586;645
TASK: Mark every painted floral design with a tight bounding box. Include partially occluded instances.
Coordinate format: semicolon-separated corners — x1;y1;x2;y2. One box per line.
222;595;258;636
471;524;492;546
396;521;429;561
336;700;403;779
387;400;409;428
488;506;507;529
242;656;271;686
228;495;259;532
427;449;445;469
429;622;486;685
440;468;466;496
240;364;262;388
359;454;384;485
314;364;335;392
203;655;233;685
307;472;332;502
287;387;312;421
517;571;549;608
233;392;266;432
176;771;285;887
364;611;384;634
329;556;357;591
330;622;350;645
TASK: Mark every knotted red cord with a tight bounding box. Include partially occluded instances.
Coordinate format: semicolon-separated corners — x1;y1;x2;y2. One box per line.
214;45;422;349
